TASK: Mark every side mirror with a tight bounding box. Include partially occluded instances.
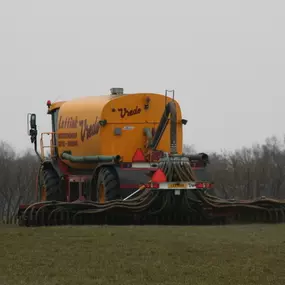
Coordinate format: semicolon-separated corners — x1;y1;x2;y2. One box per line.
27;113;37;144
30;113;37;129
26;113;41;160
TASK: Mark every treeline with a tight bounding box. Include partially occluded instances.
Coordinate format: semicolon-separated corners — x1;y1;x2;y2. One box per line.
186;135;285;200
1;135;285;222
0;142;38;223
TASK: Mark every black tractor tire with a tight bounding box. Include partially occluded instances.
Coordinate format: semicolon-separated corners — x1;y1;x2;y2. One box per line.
93;167;120;203
42;167;65;201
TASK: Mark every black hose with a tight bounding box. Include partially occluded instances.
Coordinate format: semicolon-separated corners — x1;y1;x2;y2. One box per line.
151;101;177;154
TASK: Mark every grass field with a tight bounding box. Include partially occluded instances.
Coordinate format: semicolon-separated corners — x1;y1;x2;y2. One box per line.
1;224;285;285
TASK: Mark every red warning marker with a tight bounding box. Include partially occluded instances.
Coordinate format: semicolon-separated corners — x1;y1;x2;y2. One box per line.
152;169;167;183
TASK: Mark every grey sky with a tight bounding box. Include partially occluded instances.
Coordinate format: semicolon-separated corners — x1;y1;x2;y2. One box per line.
1;0;285;154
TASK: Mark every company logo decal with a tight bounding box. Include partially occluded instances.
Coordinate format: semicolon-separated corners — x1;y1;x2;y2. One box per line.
118;106;141;118
58;116;100;147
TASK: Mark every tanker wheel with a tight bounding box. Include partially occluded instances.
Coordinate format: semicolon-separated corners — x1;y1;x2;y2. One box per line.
42;167;65;202
94;167;120;203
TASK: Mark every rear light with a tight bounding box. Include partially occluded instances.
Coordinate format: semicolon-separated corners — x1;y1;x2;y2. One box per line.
132;148;146;162
152;169;167;183
145;183;159;189
195;183;205;189
195;182;214;189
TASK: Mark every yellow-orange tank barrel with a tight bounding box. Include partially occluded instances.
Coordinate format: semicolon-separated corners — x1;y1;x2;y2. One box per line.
56;89;183;169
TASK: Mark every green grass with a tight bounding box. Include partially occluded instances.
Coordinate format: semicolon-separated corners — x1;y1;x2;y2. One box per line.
1;224;285;285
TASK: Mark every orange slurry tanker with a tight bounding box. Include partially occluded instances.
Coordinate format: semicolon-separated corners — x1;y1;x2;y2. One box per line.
18;88;285;226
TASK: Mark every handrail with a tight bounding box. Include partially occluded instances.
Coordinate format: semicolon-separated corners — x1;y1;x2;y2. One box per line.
40;132;57;160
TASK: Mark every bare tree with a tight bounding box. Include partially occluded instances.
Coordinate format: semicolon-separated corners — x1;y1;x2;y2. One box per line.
183;144;196;154
0;142;38;222
206;136;285;200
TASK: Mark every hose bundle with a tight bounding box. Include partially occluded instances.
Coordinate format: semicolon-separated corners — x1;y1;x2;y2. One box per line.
18;154;285;227
155;154;285;224
157;154;196;182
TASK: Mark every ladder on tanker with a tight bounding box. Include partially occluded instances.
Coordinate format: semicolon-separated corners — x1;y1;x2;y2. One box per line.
165;90;175;105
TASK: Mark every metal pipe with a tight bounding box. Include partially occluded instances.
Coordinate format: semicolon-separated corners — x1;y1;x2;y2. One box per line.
150;101;177;154
61;152;121;163
123;185;146;201
185;153;209;163
144;128;153;146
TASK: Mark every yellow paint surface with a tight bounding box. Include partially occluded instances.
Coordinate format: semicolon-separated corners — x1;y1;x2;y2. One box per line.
56;93;183;169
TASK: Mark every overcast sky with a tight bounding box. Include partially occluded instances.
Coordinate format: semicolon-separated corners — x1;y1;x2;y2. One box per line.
1;0;285;154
